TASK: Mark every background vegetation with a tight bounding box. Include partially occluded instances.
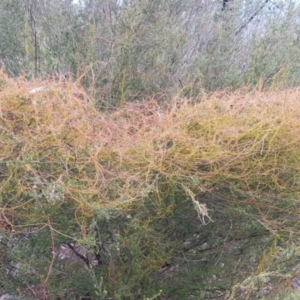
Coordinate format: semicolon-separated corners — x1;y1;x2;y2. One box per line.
1;0;300;104
1;0;300;299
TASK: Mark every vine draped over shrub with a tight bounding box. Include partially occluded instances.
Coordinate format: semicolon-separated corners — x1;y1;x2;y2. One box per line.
1;71;300;298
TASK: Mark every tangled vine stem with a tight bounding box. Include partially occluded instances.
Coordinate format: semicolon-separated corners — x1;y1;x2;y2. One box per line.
1;70;300;298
